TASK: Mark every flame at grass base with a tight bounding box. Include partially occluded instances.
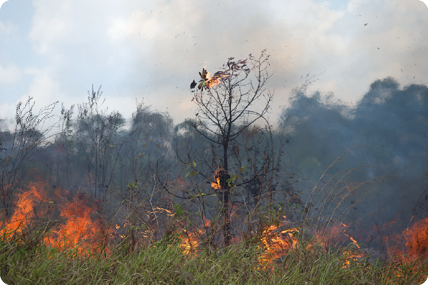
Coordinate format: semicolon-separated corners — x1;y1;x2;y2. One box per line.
0;181;108;258
1;180;428;280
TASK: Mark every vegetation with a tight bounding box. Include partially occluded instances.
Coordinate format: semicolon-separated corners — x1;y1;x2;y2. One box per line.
0;214;427;284
0;52;427;284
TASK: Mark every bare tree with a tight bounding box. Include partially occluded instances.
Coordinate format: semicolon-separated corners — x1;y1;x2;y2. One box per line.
161;50;284;246
0;97;57;220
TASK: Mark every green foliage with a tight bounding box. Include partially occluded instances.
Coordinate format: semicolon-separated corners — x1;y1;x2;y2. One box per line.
127;180;140;190
173;204;185;217
184;160;199;178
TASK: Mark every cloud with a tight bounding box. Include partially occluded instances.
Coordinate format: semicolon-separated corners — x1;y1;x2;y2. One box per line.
99;0;428;132
1;0;427;135
0;17;16;35
0;0;8;10
101;0;350;130
0;102;15;127
30;0;117;54
0;64;21;84
5;67;66;128
25;1;142;111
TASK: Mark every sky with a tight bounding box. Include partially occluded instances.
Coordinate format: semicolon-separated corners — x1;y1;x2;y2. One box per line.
0;0;427;132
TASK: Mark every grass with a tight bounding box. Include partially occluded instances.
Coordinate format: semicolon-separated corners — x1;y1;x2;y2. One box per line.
0;222;427;285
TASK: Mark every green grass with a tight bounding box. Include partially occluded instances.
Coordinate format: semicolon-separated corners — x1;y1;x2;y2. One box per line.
0;226;427;285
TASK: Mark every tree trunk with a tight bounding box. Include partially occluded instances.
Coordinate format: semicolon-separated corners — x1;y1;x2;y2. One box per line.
223;188;231;246
217;168;232;246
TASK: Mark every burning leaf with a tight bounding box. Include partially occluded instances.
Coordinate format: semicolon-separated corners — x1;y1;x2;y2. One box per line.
199;68;209;81
195;67;230;91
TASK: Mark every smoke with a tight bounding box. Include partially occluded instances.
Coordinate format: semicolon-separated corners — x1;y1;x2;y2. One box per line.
1;74;426;253
278;76;428;247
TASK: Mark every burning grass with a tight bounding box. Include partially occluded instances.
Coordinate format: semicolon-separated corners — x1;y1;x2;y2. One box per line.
0;185;427;284
0;159;428;284
0;221;427;284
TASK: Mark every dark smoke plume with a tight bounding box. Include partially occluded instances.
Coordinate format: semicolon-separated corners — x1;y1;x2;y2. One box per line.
278;77;428;248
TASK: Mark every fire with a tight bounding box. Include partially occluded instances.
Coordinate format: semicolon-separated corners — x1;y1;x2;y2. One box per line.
254;222;369;270
2;171;427;282
0;181;107;258
401;217;428;260
257;225;299;267
380;216;428;265
205;71;229;89
211;177;221;190
43;193;101;255
207;169;334;269
377;217;428;283
179;229;202;256
172;214;372;272
195;67;230;91
341;223;363;268
178;217;211;257
383;217;428;282
193;58;249;93
210;168;231;191
0;182;48;237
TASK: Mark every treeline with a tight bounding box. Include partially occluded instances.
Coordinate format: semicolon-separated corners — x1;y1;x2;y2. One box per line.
0;87;301;231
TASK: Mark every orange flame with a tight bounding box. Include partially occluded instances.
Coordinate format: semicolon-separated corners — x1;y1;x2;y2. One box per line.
205;72;229;89
3;176;428;282
0;182;48;236
43;193;101;255
0;181;108;258
211;177;221;190
177;217;211;257
179;229;202;256
258;225;299;268
401;217;428;260
197;67;230;91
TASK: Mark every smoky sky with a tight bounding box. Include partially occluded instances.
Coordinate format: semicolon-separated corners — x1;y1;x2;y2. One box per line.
278;76;428;244
1;0;427;134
